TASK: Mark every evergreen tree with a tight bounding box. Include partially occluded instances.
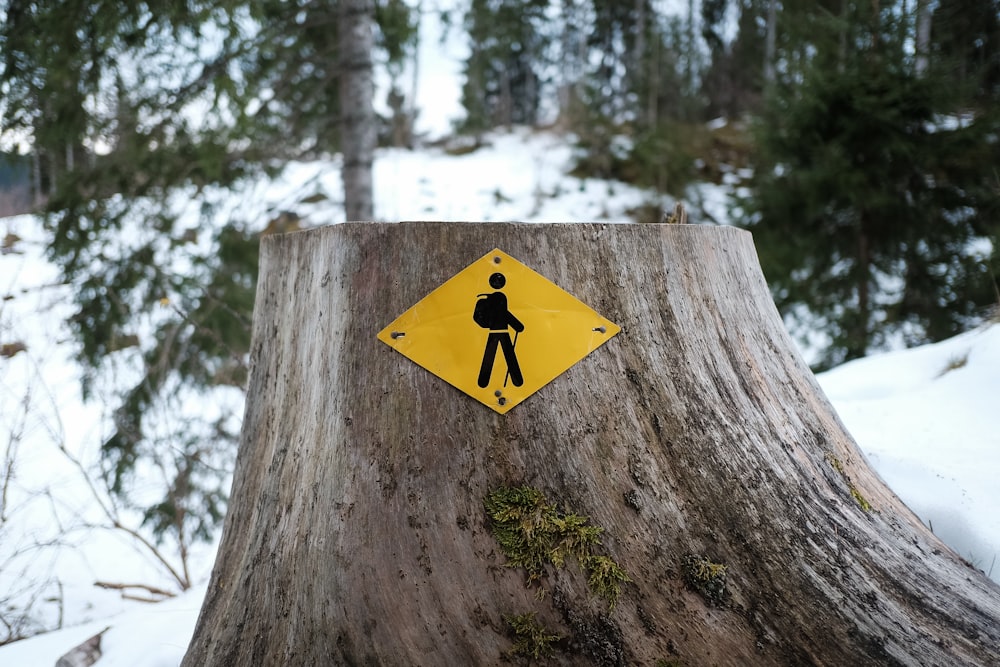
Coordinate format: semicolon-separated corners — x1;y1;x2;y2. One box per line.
460;0;549;136
569;0;701;194
930;0;1000;105
744;2;1000;368
454;1;711;195
0;0;414;572
376;0;419;147
2;0;256;565
553;0;590;127
701;0;769;118
585;0;652;123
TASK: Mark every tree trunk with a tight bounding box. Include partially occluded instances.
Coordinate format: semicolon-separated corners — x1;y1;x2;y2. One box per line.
338;0;376;221
764;0;777;85
914;0;933;77
182;222;1000;667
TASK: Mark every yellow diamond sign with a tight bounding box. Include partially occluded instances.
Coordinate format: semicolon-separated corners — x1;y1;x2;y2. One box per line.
378;248;620;414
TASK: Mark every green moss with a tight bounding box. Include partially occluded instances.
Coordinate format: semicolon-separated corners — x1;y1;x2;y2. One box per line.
825;454;873;513
850;486;873;512
484;485;629;607
583;555;630;609
504;611;562;659
682;554;727;606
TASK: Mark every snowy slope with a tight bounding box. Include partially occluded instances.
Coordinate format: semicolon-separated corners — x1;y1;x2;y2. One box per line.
817;323;1000;575
0;584;206;667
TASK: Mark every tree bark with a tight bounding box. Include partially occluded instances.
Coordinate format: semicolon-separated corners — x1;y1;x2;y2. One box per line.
338;0;376;221
182;222;1000;667
914;0;933;77
764;0;777;85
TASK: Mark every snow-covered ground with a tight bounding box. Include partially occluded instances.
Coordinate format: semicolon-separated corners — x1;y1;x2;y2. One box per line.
272;128;672;226
817;325;1000;574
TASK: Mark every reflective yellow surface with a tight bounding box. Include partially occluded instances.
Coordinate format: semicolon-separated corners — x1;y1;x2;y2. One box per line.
378;248;620;414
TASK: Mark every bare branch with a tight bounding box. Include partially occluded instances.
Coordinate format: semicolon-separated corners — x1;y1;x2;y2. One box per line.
93;581;176;601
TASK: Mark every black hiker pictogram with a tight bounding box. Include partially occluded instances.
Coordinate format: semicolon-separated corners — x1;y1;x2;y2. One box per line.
474;272;524;388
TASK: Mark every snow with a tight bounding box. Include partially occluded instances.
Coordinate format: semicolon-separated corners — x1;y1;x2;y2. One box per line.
817;325;1000;573
261;128;669;226
0;584;205;667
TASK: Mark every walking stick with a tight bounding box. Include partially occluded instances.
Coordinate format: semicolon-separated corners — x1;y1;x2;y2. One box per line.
504;330;519;388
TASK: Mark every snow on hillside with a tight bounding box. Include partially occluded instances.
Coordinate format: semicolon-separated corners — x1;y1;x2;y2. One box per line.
267;128;671;225
0;583;207;667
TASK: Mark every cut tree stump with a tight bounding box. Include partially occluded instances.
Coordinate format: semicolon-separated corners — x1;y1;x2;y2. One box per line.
182;222;1000;666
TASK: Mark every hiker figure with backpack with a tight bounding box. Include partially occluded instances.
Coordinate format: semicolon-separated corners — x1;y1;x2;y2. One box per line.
474;272;524;388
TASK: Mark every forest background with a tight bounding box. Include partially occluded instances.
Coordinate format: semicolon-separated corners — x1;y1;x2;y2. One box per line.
1;0;998;646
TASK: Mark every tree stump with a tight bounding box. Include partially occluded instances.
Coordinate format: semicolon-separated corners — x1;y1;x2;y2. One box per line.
182;222;1000;666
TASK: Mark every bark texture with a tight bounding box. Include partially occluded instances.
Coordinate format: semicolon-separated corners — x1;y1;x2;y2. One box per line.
182;222;1000;666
